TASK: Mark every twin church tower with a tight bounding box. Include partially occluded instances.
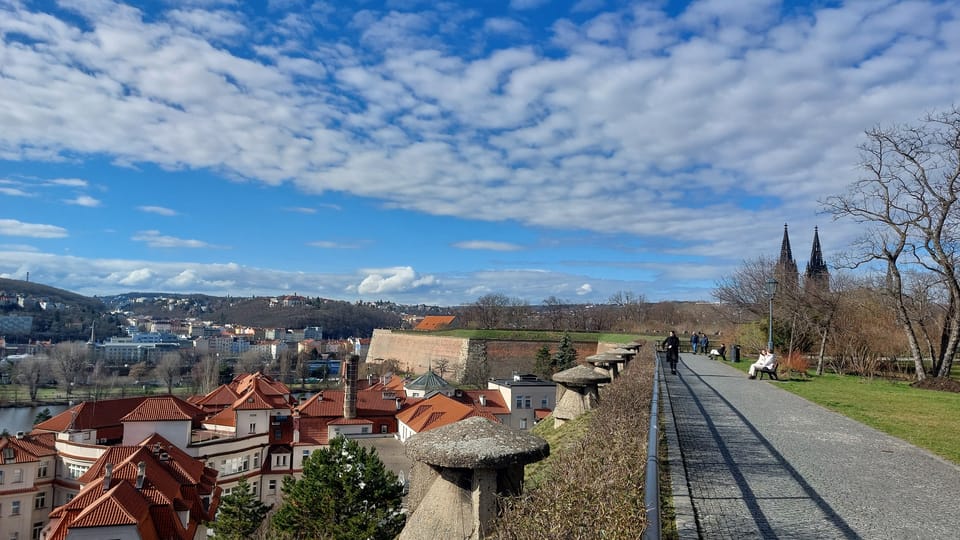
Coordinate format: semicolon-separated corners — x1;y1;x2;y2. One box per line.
776;223;829;292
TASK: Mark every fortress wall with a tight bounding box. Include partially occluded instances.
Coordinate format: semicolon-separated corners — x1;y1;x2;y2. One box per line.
473;340;599;379
367;329;470;376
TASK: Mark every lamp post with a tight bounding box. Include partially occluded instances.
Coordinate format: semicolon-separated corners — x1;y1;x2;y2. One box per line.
766;277;778;352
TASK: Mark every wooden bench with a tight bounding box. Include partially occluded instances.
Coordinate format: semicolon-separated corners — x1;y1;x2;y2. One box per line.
757;364;779;380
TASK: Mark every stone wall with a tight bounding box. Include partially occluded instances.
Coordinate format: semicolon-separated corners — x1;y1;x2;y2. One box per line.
366;329;471;377
368;330;609;381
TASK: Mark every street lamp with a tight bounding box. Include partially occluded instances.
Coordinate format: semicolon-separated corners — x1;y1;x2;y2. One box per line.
766;277;778;352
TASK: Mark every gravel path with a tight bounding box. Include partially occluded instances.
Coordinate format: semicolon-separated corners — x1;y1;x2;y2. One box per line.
662;353;960;540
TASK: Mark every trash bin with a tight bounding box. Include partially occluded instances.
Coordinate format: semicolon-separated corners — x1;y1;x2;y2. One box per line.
732;344;741;363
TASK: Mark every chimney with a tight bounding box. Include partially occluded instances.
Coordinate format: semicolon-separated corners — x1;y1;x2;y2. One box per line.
344;355;358;420
479;394;487;407
102;463;113;492
135;461;146;489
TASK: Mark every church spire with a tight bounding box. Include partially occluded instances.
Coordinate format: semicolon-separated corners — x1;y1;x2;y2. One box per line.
805;226;829;289
776;223;799;290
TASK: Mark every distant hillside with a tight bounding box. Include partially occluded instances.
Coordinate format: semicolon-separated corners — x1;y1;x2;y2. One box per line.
0;278;125;342
103;293;403;338
0;278;106;311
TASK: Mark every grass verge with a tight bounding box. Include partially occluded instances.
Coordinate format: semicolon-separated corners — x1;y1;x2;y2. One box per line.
492;359;655;539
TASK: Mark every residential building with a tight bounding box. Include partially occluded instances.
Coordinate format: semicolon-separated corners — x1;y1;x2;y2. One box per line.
0;432;57;540
488;373;556;430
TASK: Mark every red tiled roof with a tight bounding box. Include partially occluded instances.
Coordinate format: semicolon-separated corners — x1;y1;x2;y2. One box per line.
122;396;204;422
33;396;150;433
0;432;57;463
396;393;490;434
47;433;219;540
460;390;511;415
413;315;457;331
329;418;373;425
192;384;240;409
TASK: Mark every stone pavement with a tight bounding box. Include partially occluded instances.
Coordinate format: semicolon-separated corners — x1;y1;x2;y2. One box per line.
662;353;960;540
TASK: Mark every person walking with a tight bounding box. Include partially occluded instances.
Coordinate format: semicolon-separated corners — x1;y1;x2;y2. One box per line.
700;332;709;356
664;331;681;375
690;332;699;355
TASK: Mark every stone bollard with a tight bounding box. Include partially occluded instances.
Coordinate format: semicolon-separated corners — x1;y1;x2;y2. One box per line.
552;364;611;427
400;416;549;540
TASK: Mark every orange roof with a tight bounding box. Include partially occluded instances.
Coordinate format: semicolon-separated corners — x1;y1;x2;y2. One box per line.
33;396;150;433
396;393;494;434
413;315;457;331
460;390;511;415
296;389;403;418
192;384;240;410
122;396;204;422
47;434;219;540
0;432;57;463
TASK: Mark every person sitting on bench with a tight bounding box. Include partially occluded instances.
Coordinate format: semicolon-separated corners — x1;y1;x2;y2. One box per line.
710;343;726;361
748;349;776;379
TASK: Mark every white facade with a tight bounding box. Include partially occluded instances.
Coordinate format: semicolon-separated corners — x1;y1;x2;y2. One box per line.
487;376;556;430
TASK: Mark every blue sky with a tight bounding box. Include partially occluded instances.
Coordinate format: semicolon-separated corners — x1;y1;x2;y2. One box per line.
1;0;958;305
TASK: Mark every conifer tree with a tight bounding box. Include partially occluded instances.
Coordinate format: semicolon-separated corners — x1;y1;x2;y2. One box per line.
210;477;270;540
272;436;405;540
553;333;577;372
534;345;553;379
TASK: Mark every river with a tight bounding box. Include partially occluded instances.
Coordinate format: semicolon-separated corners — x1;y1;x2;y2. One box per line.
0;404;70;434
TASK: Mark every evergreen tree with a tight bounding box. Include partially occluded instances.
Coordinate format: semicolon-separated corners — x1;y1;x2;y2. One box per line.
553;333;578;372
210;477;270;540
534;345;553;379
272;437;405;540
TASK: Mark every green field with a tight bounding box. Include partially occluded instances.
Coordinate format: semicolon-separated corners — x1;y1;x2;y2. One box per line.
404;329;653;343
723;360;960;464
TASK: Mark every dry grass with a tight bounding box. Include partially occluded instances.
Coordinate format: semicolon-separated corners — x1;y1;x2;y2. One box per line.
492;359;655;539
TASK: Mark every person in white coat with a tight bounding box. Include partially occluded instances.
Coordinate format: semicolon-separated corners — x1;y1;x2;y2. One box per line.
748;349;776;379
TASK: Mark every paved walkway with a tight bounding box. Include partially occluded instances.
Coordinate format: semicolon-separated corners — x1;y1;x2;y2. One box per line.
662;353;960;540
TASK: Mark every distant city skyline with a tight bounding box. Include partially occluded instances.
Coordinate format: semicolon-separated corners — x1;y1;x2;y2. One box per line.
2;1;958;305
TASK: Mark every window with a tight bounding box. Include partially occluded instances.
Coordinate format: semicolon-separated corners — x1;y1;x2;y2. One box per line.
32;522;43;540
361;427;369;434
524;397;531;409
11;500;21;515
380;425;388;434
302;450;311;462
253;454;260;468
521;418;528;429
34;492;45;509
541;397;549;408
268;479;277;491
274;429;281;439
13;468;23;483
67;463;89;480
0;470;4;484
516;395;523;409
249;423;256;434
37;461;48;478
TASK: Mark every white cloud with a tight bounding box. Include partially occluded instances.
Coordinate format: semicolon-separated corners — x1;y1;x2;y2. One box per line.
64;195;102;207
0;187;32;197
138;205;178;216
356;266;437;295
49;179;88;188
307;240;359;249
116;267;156;286
453;240;523;251
285;207;317;214
0;219;68;238
131;230;213;248
577;283;593;295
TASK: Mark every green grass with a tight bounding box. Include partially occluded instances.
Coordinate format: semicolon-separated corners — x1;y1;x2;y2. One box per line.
401;328;652;343
522;412;594;489
718;356;960;465
775;373;960;464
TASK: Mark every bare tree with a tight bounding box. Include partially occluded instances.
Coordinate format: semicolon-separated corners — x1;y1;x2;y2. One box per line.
49;341;89;397
14;355;51;401
542;296;568;331
608;290;648;332
713;256;777;319
191;354;221;395
154;353;183;394
470;293;511;329
824;108;960;380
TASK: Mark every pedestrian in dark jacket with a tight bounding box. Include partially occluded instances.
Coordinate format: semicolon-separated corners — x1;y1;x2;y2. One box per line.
664;331;680;374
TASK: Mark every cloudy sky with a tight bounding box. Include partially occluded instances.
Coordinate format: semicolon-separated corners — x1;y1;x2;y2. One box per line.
0;0;957;305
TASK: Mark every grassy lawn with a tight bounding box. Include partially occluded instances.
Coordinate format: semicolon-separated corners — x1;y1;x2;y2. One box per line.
403;328;652;343
720;358;960;464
